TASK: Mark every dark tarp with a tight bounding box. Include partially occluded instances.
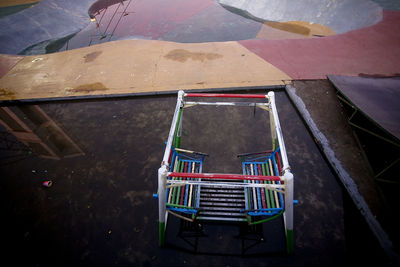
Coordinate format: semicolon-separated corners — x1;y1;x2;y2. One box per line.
328;75;400;141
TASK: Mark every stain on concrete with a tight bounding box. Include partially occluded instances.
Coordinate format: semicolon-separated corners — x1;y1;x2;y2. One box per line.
0;88;15;99
123;190;152;206
68;82;108;93
164;49;223;63
83;51;102;63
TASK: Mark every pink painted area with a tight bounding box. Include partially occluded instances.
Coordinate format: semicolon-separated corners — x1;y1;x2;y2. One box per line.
239;10;400;79
0;55;24;79
95;0;214;40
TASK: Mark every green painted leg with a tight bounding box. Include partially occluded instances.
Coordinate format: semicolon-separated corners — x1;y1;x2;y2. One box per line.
159;221;166;247
286;229;294;254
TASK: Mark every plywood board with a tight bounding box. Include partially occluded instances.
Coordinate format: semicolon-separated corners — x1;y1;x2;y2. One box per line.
0;40;290;100
0;0;40;8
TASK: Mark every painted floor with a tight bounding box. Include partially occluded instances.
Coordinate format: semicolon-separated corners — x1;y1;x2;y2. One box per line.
1;0;399;101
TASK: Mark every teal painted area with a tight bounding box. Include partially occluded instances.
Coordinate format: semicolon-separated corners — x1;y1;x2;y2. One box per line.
0;3;35;19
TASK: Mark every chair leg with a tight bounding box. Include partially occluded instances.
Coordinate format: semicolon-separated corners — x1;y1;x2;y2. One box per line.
283;172;294;254
158;166;168;246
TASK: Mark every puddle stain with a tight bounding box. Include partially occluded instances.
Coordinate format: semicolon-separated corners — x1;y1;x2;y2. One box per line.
263;21;335;37
66;82;109;93
164;49;223;63
83;51;102;63
123;190;152;206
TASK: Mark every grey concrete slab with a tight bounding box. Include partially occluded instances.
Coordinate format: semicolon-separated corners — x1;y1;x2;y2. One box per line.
286;83;399;264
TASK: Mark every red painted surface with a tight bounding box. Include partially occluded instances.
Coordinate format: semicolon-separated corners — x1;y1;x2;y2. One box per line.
276;153;282;174
95;0;214;40
168;172;282;181
185;93;267;98
239;10;400;79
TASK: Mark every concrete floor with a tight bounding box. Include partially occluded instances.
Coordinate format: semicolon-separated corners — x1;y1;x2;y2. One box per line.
0;90;389;266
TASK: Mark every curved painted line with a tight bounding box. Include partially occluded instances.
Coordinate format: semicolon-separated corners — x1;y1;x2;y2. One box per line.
217;0;383;34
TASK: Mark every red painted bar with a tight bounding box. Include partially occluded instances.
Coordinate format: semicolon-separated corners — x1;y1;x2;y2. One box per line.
258;164;267;209
276;152;282;174
168;172;281;181
180;162;187;205
185;93;266;99
168;148;173;164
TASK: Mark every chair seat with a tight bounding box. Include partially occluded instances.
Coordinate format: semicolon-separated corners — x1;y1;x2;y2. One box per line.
240;148;284;216
166;148;205;215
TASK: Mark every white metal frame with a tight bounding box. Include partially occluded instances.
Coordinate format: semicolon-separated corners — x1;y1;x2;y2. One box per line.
157;90;294;253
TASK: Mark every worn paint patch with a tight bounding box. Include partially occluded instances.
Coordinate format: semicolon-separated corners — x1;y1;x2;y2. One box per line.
67;82;108;93
265;21;310;35
164;49;223;63
83;51;102;63
287;21;336;36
